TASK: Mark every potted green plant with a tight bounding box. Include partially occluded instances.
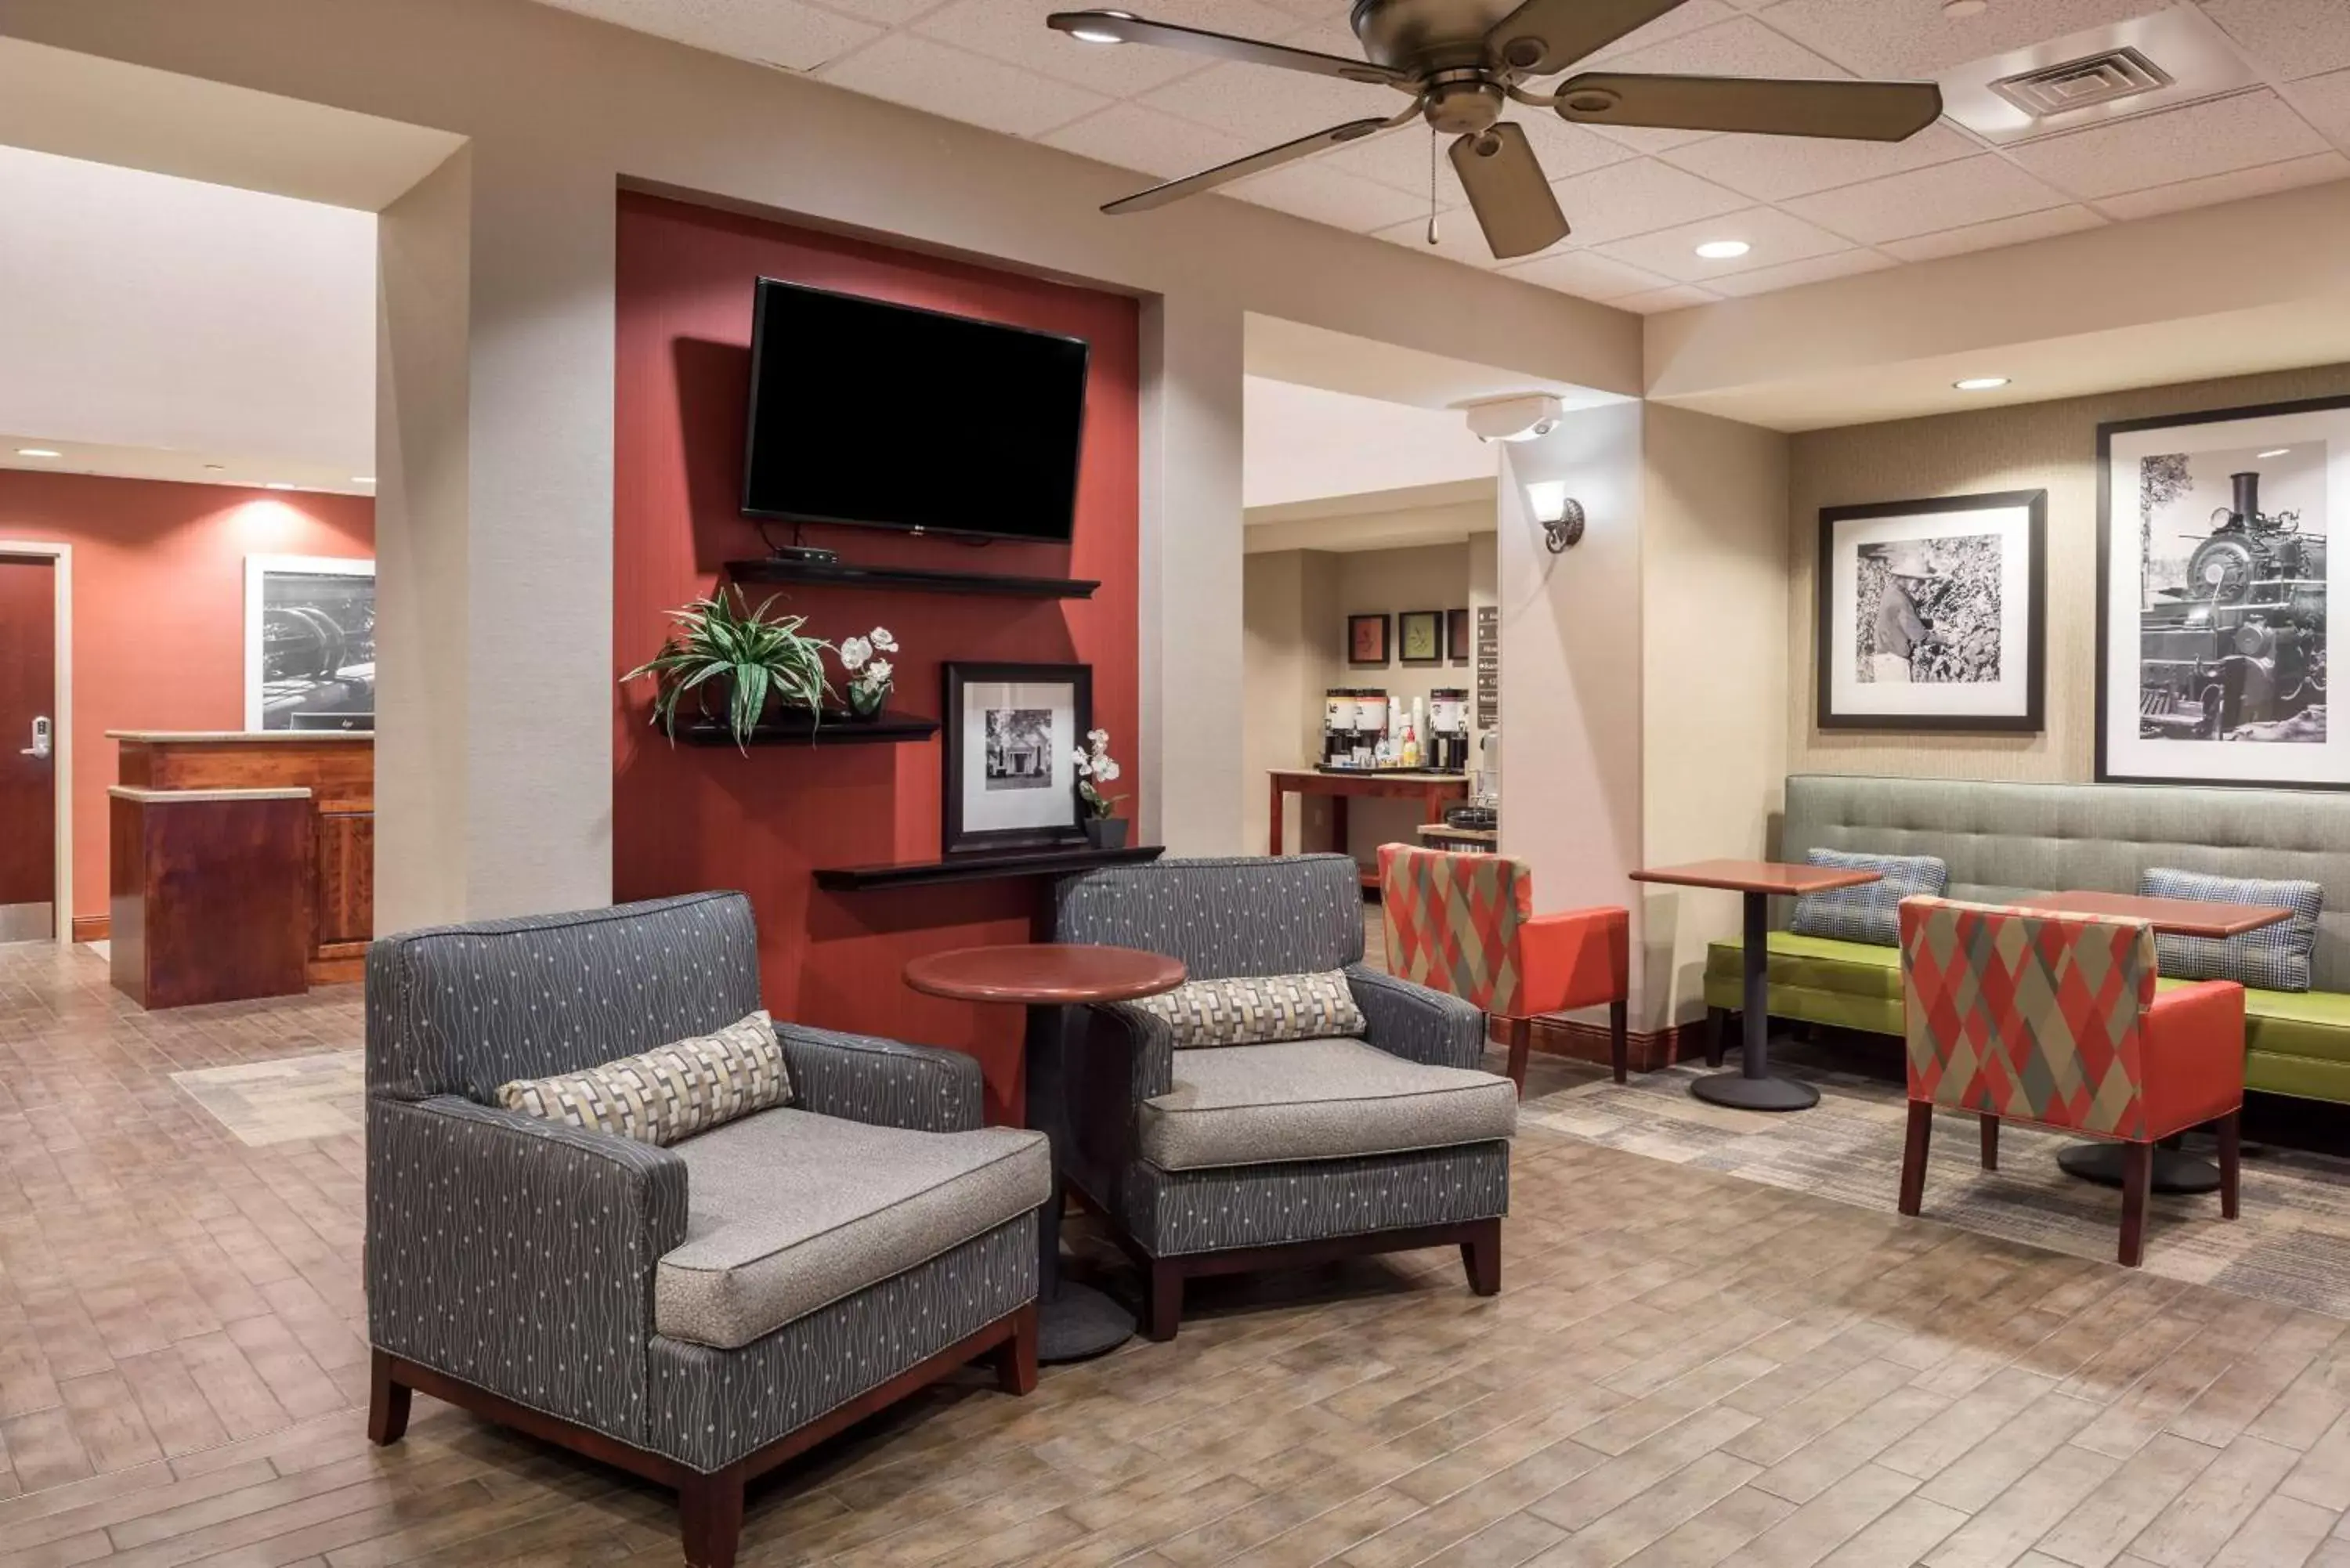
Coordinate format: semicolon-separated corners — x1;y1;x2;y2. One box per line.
1073;728;1127;849
837;627;899;720
621;586;833;753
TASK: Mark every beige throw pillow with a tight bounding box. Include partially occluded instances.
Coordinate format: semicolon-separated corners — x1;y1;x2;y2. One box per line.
1130;971;1366;1049
497;1010;787;1146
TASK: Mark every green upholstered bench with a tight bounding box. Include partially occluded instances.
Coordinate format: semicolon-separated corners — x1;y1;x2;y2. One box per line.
1702;775;2350;1108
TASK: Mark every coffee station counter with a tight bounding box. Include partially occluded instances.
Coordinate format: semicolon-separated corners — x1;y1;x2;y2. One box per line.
1266;768;1470;883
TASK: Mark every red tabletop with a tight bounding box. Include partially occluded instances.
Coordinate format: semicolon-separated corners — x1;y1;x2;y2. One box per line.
2010;891;2296;941
1629;858;1882;897
902;943;1187;1006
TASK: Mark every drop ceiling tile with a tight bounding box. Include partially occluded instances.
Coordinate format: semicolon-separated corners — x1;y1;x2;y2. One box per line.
2092;150;2350;219
1784;154;2071;243
1231;162;1433;232
1876;202;2106;262
1581;121;1719;155
2002;89;2334;200
1750;0;2169;79
1323;112;1630;197
1140;57;1404;145
812;0;956;26
1494;248;1677;302
1517;112;1649;178
1580;0;1742;63
1704;246;1895;295
537;0;881;70
1593;204;1852;280
1544;157;1748;245
1614;283;1721;313
2198;0;2350;82
1596;13;1849;77
1369;208;1516;267
1657;121;1976;201
1040;101;1261;179
915;0;1298;96
2293;67;2350;150
817;32;1109;135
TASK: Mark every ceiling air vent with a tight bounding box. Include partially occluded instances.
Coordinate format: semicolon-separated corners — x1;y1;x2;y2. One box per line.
1990;48;2174;120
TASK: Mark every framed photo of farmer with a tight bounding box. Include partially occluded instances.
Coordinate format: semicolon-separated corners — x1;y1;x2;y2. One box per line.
1815;490;2046;732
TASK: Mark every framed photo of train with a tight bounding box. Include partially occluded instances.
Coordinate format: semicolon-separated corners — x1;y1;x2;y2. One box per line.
2099;395;2345;788
1815;491;2046;732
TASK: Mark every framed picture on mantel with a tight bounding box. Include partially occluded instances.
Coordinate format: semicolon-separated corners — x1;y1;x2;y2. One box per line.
942;661;1092;854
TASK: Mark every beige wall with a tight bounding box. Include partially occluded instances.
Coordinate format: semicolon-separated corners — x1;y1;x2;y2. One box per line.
1241;547;1338;857
1332;544;1476;862
1788;362;2350;787
1640;406;1791;1031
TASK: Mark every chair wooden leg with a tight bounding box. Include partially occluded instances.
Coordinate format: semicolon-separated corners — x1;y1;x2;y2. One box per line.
1979;1114;1999;1172
680;1464;747;1568
1144;1259;1183;1343
1705;1006;1728;1070
2218;1111;2241;1222
1503;1016;1531;1096
994;1303;1039;1395
367;1349;410;1447
2119;1142;2153;1268
1460;1217;1502;1296
1607;999;1629;1085
1898;1102;1932;1217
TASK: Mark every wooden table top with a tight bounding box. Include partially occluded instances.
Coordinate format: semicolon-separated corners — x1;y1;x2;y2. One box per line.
1415;823;1497;844
2012;891;2296;940
1629;858;1882;897
902;944;1188;1006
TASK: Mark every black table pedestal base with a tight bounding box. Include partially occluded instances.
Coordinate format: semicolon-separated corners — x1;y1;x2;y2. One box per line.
1691;1070;1820;1112
1037;1281;1136;1364
1028;1003;1137;1364
2056;1141;2220;1194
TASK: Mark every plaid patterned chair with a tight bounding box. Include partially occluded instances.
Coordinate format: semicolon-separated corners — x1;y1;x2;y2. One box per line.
1896;894;2246;1267
1378;844;1631;1091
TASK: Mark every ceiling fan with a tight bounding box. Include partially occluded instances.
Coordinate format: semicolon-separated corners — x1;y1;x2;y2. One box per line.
1043;0;1944;261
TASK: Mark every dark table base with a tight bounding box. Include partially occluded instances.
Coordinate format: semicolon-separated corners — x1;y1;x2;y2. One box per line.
1691;1071;1820;1112
2056;1140;2221;1195
1038;1281;1136;1364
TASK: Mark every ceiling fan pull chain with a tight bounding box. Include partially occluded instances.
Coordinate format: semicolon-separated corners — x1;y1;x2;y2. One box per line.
1426;129;1440;246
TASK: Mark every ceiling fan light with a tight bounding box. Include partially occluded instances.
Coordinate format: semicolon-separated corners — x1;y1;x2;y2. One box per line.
1694;239;1751;259
1953;376;2010;391
1562;89;1619;114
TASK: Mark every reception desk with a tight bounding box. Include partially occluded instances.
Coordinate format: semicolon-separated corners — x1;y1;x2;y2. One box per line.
107;731;374;992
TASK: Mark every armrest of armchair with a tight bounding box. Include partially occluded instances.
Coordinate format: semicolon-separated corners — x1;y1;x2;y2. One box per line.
776;1023;985;1132
2142;980;2247;1139
364;1094;687;1442
1517;905;1630;1017
1347;964;1487;1071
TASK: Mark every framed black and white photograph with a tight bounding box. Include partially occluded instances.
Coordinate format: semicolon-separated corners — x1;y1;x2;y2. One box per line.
1815;491;2045;732
244;555;375;732
942;661;1092;854
2099;394;2345;788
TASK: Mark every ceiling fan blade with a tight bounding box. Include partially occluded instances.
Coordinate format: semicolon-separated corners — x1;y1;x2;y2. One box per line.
1484;0;1690;78
1447;122;1570;261
1553;72;1944;140
1047;12;1410;88
1102;116;1409;214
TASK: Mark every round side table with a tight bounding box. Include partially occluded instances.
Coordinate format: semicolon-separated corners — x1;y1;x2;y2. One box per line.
903;942;1186;1364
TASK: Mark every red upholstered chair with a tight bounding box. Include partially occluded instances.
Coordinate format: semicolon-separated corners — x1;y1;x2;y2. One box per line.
1378;844;1631;1093
1896;894;2245;1267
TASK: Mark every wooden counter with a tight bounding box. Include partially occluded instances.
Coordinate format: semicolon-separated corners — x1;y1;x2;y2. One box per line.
109;731;373;985
1267;768;1470;887
110;787;315;1009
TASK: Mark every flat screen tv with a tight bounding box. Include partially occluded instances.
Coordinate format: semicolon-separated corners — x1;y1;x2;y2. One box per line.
741;278;1090;543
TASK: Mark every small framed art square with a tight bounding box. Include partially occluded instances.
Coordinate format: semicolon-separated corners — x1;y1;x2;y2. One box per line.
1347;612;1390;667
942;662;1092;854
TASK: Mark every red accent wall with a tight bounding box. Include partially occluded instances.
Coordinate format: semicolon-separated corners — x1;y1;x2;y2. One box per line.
0;471;374;925
612;193;1141;1121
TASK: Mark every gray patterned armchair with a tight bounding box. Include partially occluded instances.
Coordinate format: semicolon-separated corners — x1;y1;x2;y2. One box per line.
1051;854;1514;1339
363;892;1047;1568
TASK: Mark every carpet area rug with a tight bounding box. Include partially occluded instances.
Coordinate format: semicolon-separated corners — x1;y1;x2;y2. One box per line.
172;1050;365;1145
1519;1051;2350;1317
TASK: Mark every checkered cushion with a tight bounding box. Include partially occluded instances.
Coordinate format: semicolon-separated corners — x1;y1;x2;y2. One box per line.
497;1010;789;1145
1790;849;1948;948
1130;972;1367;1048
2140;867;2322;993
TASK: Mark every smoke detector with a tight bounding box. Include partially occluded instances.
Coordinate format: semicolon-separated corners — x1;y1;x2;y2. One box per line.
1939;7;2256;145
1463;395;1564;443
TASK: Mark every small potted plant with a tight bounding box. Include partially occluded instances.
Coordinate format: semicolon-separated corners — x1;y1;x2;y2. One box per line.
621;586;833;754
837;627;898;721
1072;728;1127;849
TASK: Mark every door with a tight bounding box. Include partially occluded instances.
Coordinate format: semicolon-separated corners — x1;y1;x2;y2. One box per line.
0;555;56;941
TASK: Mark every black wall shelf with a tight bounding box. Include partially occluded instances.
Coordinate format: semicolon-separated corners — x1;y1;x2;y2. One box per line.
815;844;1162;891
679;711;940;746
726;558;1099;600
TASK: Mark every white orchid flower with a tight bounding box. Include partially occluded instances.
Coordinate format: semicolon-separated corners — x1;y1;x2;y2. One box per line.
866;659;892;685
1086;728;1109;746
1094;758;1120;782
1070;746;1092;771
840;636;871;672
870;627;898;653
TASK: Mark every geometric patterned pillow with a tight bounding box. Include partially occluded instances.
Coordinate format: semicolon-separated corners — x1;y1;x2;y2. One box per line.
497;1010;788;1146
2140;867;2323;993
1128;971;1367;1049
1790;848;1949;947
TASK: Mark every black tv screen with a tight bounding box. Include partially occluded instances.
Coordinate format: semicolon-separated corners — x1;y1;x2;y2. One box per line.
741;279;1090;543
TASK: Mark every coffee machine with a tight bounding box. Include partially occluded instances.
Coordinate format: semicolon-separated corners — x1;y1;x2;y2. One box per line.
1428;688;1470;772
1321;688;1357;766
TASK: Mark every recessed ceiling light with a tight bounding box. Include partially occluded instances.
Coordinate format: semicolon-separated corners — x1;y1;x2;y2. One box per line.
1067;11;1133;43
15;447;61;458
1953;377;2010;391
1941;0;1987;16
352;475;376;484
1694;240;1751;260
266;482;297;491
2258;448;2290;459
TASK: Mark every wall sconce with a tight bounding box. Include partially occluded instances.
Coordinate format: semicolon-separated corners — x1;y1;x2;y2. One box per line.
1526;480;1585;554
